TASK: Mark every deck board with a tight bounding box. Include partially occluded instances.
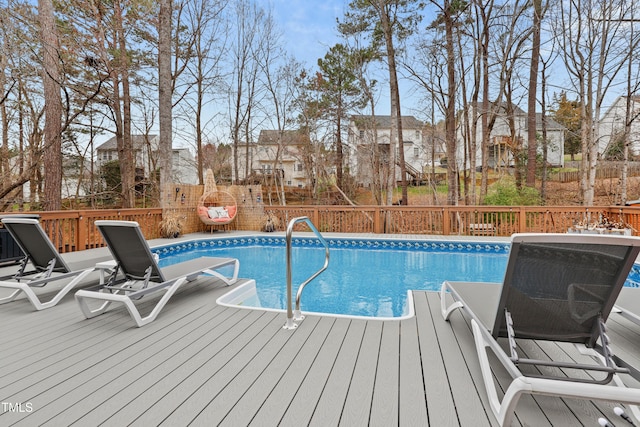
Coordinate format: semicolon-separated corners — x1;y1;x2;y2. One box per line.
2;250;640;426
398;314;428;427
338;320;382;427
413;292;460;426
427;292;497;427
213;316;326;426
277;318;351;426
307;320;367;427
370;321;400;426
34;307;241;426
98;308;271;426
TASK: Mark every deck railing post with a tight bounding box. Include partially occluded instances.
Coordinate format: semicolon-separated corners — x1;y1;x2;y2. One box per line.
77;211;87;251
519;208;527;234
443;207;450;235
374;207;382;234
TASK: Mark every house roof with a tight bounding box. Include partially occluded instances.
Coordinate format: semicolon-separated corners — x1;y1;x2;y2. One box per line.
468;101;527;116
350;115;424;129
469;102;565;131
599;95;640;122
95;135;159;151
531;113;565;131
257;130;311;145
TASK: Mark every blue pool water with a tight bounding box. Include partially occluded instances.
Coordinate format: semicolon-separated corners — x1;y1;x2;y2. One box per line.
154;236;640;318
155;237;510;318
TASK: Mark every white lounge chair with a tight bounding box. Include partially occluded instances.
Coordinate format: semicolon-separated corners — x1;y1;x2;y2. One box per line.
0;218;96;310
75;220;239;327
441;233;640;426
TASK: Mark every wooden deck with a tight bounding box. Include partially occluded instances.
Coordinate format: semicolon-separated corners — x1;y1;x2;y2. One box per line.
2;248;640;426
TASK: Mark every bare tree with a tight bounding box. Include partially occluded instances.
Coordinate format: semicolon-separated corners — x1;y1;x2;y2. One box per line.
556;0;630;205
181;0;228;185
526;0;544;187
618;6;640;204
0;3;44;208
227;0;263;185
420;0;467;205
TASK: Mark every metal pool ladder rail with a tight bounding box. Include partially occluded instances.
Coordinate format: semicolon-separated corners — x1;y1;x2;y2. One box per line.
283;216;330;330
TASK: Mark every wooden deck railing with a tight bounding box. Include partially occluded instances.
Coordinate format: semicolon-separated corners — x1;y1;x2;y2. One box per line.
0;208;163;253
263;205;640;237
1;205;638;255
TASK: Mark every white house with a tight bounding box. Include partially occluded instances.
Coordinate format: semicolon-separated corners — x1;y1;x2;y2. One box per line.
95;134;197;184
347;115;442;187
232;130;311;188
456;103;565;170
598;95;640;157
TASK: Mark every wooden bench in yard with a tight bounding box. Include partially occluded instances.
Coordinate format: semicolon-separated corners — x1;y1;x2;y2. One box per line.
468;223;496;236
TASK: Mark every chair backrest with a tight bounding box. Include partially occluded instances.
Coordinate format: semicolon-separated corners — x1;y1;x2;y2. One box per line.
492;233;640;348
95;220;165;283
1;218;70;273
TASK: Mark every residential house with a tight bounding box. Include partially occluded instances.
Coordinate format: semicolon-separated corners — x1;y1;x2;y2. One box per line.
18;156;94;203
61;157;92;199
347;115;443;187
231;130;312;188
95;134;197;184
457;103;565;170
598;95;640;158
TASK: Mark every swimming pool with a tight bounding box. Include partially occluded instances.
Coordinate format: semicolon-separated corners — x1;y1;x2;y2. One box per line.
153;236;640;320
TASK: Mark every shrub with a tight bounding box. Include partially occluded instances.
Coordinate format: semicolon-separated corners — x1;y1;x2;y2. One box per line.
483;177;541;206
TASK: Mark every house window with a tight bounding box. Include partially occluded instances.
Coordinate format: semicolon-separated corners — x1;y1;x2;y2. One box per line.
414;147;419;157
415;130;420;140
296;163;303;172
359;130;364;139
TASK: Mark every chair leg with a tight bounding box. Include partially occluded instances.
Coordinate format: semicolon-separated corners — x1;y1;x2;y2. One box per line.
579;345;640;424
75;290;115;319
200;259;239;286
440;281;464;320
76;277;189;327
0;268;94;310
0;288;24;305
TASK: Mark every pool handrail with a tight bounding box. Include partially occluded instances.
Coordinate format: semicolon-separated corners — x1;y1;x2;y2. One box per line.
284;216;330;330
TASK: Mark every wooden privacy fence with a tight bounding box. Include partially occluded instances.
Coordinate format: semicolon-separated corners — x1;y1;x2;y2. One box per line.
549;163;640;182
2;205;640;254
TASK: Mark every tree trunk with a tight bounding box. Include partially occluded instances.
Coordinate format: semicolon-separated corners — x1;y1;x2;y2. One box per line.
379;1;407;205
336;94;344;190
444;0;458;205
526;0;542;187
38;0;63;211
479;6;490;202
158;0;173;206
114;1;135;208
0;30;10;183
